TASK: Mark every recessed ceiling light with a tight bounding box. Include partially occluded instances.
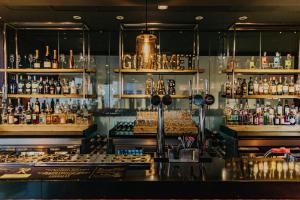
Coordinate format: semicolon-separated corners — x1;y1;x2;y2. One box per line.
238;16;248;21
116;16;124;20
73;15;82;20
195;16;204;21
158;5;168;10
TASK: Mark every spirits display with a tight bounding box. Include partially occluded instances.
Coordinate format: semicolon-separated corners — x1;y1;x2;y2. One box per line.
7;47;88;69
8;75;82;95
224;100;299;125
223;75;300;97
1;98;91;125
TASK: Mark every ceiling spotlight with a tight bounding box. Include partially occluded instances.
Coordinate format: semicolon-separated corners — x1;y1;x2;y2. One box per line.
195;16;204;21
73;15;82;20
158;5;168;10
238;16;248;21
116;15;124;20
0;17;2;20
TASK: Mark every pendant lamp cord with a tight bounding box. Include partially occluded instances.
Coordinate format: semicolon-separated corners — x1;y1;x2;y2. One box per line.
145;0;148;31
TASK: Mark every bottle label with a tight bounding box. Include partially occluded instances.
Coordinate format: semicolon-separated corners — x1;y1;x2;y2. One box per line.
259;86;264;94
271;86;277;94
253;83;259;93
275;118;280;125
44;61;51;68
289;87;295;93
52;63;58;69
277;85;283;94
34;63;40;68
285;60;291;68
283;86;289;94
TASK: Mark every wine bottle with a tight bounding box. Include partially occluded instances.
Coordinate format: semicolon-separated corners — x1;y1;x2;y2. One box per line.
43;45;51;68
52;49;59;69
31;75;39;94
33;49;41;68
25;102;32;124
69;49;75;69
25;75;32;94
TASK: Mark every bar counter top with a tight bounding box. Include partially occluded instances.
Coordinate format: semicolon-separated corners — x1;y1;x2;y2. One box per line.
1;157;300;199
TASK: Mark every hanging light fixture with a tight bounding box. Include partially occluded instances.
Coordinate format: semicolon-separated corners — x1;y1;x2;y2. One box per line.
136;0;157;69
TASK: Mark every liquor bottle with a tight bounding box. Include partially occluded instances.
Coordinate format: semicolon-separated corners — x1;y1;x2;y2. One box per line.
263;78;269;94
63;79;70;94
52;49;59;69
31;75;39;94
283;76;289;95
248;77;254;95
43;45;51;68
9;75;18;94
38;77;44;94
33;49;41;68
258;78;264;95
295;75;300;95
45;103;52;124
285;54;292;69
56;78;62;94
271;77;277;95
261;51;269;69
14;98;22;124
277;100;283;116
284;100;290;117
242;79;248;96
273;51;281;69
25;102;32;124
235;78;242;96
17;75;25;94
44;77;50;94
289;76;295;95
253;77;259;95
50;98;55;113
70;78;77;94
49;78;55;95
69;49;75;69
25;75;32;94
7;99;14;124
289;111;296;125
249;56;256;69
32;99;39;124
277;76;283;95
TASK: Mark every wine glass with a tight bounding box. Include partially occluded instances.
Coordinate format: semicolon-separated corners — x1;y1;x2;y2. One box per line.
59;54;66;68
79;53;85;69
9;54;14;69
28;54;33;68
16;54;21;69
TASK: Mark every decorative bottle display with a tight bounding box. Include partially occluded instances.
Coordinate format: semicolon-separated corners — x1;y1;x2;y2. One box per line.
9;75;83;95
0;99;92;125
224;100;299;126
222;75;300;97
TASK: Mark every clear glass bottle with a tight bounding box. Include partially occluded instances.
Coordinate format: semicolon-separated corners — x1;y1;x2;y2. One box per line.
289;76;295;95
248;77;254;95
277;76;283;95
263;78;269;94
25;75;32;94
31;75;38;94
283;76;289;95
17;75;25;94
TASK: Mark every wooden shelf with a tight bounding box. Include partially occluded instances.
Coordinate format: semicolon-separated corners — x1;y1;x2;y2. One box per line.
113;68;204;75
113;94;189;99
222;68;300;75
0;124;92;133
0;68;96;74
226;125;300;132
7;94;95;99
223;94;300;99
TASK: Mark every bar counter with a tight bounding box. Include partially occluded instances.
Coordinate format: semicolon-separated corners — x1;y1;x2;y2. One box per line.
1;158;300;199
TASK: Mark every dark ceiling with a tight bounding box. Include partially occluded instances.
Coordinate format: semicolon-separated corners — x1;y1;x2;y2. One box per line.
0;0;300;31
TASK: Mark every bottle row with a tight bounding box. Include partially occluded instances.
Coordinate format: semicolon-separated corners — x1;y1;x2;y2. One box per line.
224;100;300;125
227;52;294;70
8;45;81;69
2;98;90;125
223;76;300;97
9;75;82;95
